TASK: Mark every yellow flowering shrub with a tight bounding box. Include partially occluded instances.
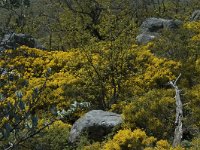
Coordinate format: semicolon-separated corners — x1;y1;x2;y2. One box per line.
152;21;200;87
0;46;85;110
155;140;171;149
0;43;182;148
126;45;180;94
78;42;180;108
103;129;156;150
184;21;200;42
110;101;128;113
143;140;170;150
195;58;200;73
123;89;175;139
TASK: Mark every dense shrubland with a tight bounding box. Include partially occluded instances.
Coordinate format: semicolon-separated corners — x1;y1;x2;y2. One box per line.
1;0;200;149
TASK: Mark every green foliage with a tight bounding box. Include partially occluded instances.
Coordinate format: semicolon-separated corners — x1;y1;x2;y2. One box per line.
151;22;200;87
1;1;200;149
76;42;179;109
23;120;71;150
0;0;30;9
190;134;200;150
123;89;175;139
184;84;200;133
0;87;43;149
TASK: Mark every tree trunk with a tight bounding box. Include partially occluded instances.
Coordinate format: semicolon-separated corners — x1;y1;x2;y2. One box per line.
169;74;183;147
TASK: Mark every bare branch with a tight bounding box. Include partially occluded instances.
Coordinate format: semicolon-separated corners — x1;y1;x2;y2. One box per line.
174;73;181;86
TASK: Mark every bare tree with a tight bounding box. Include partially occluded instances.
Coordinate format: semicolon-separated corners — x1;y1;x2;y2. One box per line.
169;73;183;147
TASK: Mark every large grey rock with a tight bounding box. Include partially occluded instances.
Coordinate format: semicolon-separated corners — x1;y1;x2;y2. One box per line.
137;18;182;44
136;32;158;44
140;18;181;33
68;110;123;143
190;10;200;21
0;33;45;51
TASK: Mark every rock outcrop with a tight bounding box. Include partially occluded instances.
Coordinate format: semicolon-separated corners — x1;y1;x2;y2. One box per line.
136;18;182;44
68;110;123;143
0;33;45;51
190;10;200;21
136;32;158;45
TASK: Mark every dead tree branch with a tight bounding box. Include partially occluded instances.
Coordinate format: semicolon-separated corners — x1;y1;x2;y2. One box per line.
169;73;183;147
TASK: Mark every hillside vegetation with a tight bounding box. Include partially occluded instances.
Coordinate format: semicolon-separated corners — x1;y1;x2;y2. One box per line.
1;0;200;149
